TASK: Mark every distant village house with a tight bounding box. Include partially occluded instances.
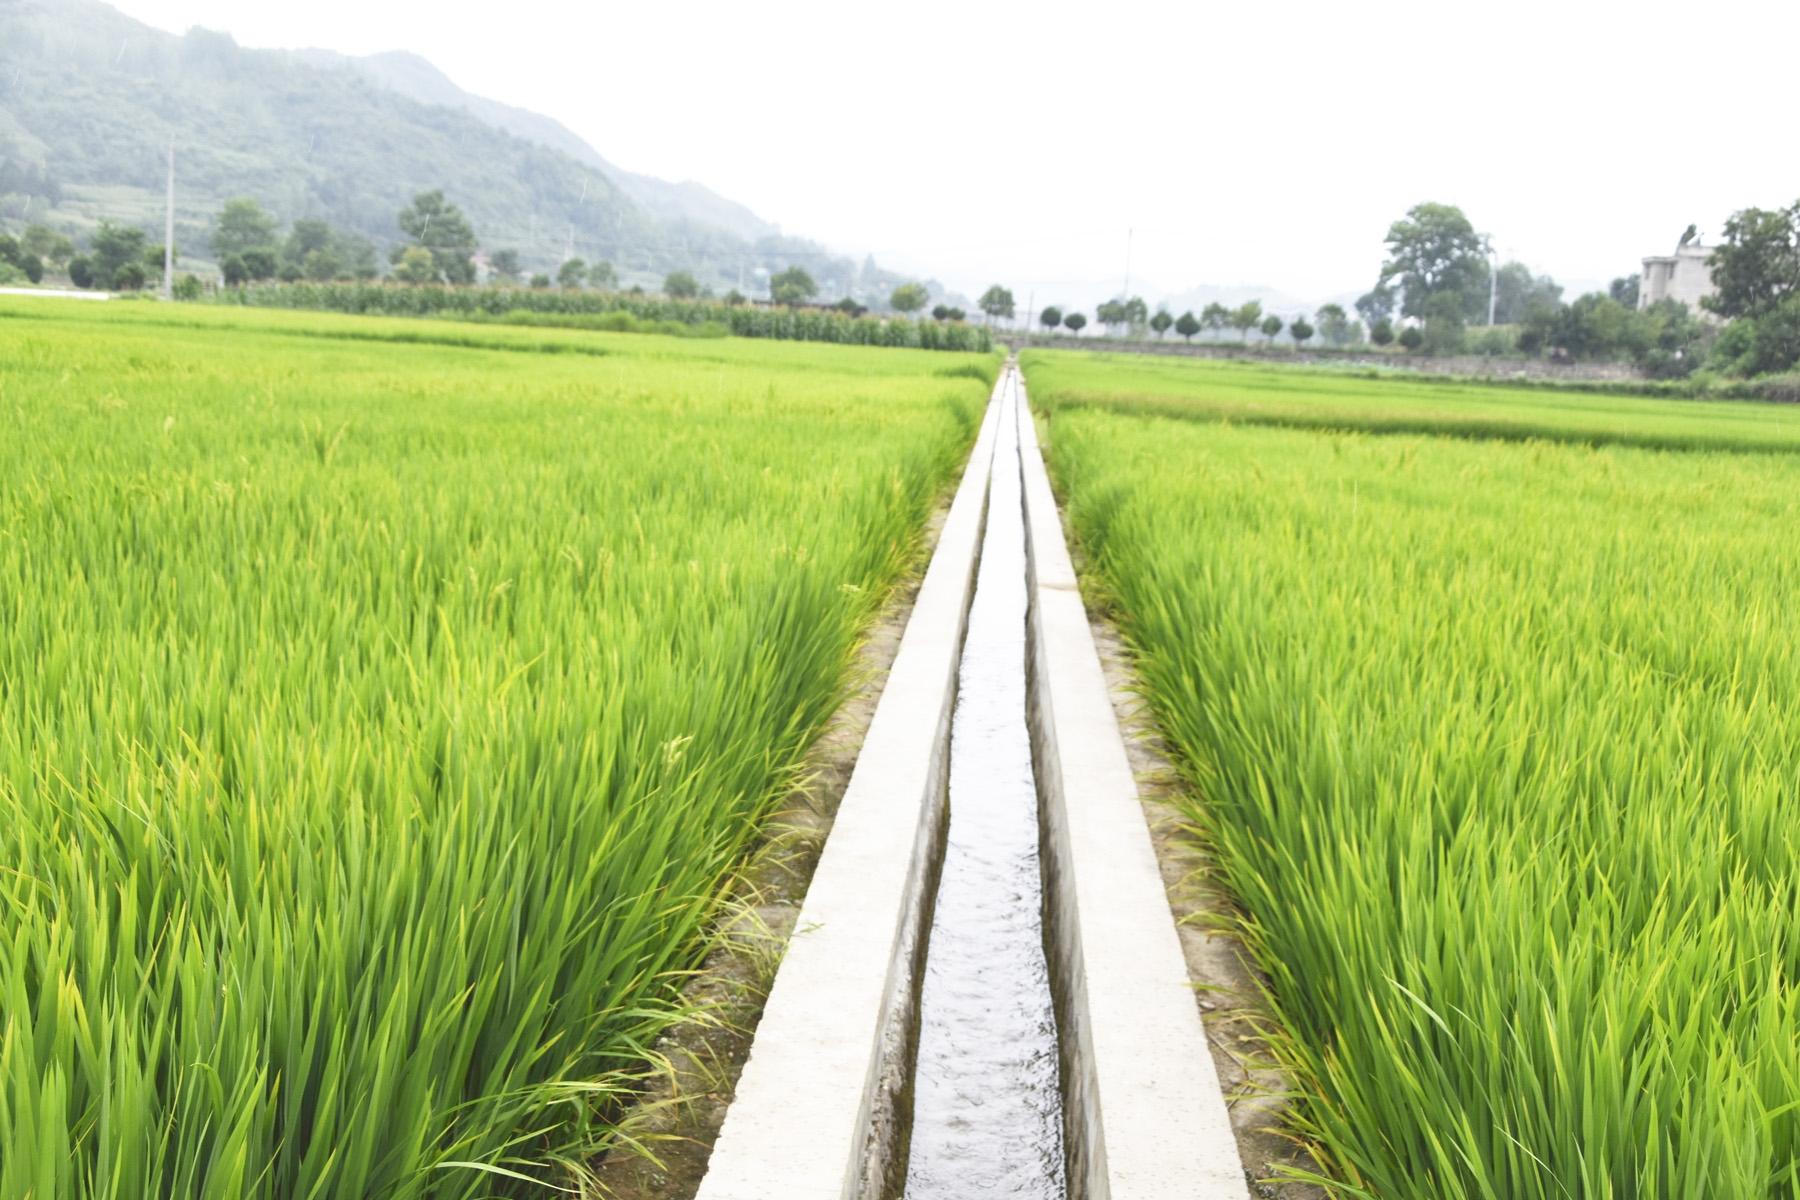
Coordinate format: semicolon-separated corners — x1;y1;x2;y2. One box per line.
1640;235;1716;312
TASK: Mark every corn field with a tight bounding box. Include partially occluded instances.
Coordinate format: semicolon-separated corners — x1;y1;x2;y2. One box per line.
0;298;994;1198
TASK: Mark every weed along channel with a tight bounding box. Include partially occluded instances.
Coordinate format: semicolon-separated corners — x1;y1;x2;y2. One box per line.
698;362;1247;1199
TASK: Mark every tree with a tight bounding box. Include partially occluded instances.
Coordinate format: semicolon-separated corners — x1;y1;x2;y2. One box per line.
111;261;148;291
489;249;522;282
588;261;618;290
1230;300;1263;341
1315;304;1352;346
663;269;700;297
1377;202;1487;319
559;259;591;289
282;218;332;267
723;289;747;306
89;222;148;290
1710;294;1800;376
220;254;248;287
978;285;1016;324
172;273;203;301
946;307;966;322
1063;311;1087;336
1150;309;1174;338
1420;291;1467;354
211;197;277;260
1096;299;1127;333
1040;305;1063;333
0;238;44;284
530;273;552;289
1201;302;1230;339
931;304;951;321
1397;326;1424;351
891;282;929;314
1492;262;1562;325
240;248;278;282
1608;273;1641;309
1355;285;1396;329
394;245;439;284
1370;317;1396;346
302;248;342;281
21;224;74;266
1174;311;1200;341
67;256;95;289
1260;314;1284;344
834;297;867;316
1704;201;1800;320
395;190;477;284
1290;316;1314;349
770;266;817;305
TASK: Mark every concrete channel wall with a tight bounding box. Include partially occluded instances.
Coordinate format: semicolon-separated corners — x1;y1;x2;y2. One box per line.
695;386;999;1200
696;365;1250;1198
1016;374;1251;1200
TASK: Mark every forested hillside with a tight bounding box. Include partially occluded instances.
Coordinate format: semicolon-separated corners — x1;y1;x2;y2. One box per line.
0;0;911;293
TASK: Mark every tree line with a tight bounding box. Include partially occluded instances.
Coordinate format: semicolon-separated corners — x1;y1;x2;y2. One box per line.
2;190;956;317
1002;198;1799;381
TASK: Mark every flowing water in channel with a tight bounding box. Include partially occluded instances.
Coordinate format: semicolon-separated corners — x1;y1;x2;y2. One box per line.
904;377;1066;1200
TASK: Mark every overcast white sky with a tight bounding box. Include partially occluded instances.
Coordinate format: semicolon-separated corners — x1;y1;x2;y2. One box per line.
109;0;1797;307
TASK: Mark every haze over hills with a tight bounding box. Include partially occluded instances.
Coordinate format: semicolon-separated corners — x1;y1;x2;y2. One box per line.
0;0;932;298
286;48;779;246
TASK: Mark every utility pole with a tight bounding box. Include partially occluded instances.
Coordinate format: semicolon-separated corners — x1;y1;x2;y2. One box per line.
162;144;174;300
1122;226;1134;300
1486;240;1498;327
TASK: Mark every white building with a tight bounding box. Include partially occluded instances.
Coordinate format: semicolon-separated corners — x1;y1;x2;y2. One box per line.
1640;241;1716;311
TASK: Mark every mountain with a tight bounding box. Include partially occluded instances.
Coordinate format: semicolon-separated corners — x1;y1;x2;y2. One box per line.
0;0;914;297
288;49;777;244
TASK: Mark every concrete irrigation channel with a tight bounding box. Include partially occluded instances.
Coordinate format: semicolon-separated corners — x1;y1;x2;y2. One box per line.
695;363;1249;1200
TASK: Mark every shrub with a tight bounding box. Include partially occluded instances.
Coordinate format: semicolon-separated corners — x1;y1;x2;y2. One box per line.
1710;298;1800;377
111;261;148;291
1470;327;1516;356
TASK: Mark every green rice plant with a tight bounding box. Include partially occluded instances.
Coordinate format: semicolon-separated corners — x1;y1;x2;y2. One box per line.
1022;348;1800;455
1044;408;1800;1199
0;299;993;1198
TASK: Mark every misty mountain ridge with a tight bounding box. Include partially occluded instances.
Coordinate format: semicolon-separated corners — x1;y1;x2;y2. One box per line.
0;0;924;297
286;48;779;245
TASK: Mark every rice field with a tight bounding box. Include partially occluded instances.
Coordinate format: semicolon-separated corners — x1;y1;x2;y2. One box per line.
0;299;993;1199
1031;351;1800;1198
1024;349;1800;454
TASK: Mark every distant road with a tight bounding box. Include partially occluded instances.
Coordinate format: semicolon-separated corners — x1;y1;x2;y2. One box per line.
0;287;112;301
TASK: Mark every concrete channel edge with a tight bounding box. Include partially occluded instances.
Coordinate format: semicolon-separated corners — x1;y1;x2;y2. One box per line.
693;381;1000;1200
1015;370;1253;1200
696;363;1252;1198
